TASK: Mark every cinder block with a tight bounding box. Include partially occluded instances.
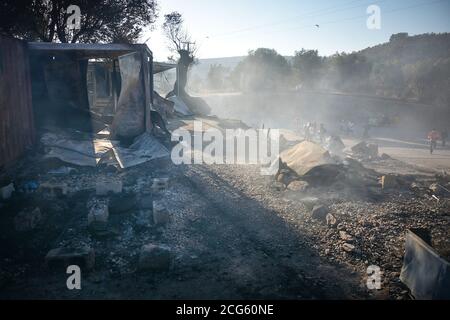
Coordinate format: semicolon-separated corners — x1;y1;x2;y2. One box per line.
138;244;171;271
45;247;95;270
96;180;122;196
0;183;15;200
88;201;109;227
151;178;169;193
381;175;398;189
40;182;68;197
153;201;170;225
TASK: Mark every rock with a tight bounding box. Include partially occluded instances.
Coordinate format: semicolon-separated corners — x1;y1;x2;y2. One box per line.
326;213;337;227
380;153;391;160
381;175;398;189
287;180;309;192
311;205;329;222
46;246;95;270
96;179;122;196
40;182;68;197
88;200;109;229
342;243;356;253
0;183;15;200
339;231;354;242
138;244;171;271
153;201;170;225
14;208;43;231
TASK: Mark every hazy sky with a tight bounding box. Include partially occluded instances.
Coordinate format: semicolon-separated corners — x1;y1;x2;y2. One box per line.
142;0;450;60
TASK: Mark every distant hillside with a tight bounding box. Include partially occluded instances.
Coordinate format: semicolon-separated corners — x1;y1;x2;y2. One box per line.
361;33;450;65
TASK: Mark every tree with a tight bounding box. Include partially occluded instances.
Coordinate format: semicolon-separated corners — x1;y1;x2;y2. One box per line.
292;49;323;89
207;64;229;91
162;11;196;97
231;48;290;92
0;0;158;43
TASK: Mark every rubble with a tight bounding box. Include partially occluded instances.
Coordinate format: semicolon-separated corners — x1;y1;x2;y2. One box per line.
14;208;43;232
351;141;379;160
138;244;171;271
45;246;95;270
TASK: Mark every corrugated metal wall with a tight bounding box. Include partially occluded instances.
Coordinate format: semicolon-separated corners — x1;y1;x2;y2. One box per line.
0;36;35;167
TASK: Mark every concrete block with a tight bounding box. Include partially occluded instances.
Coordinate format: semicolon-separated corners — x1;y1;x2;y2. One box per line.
151;178;169;193
381;175;398;189
46;247;95;270
138;244;171;271
88;201;109;227
0;183;15;200
96;179;122;196
40;182;68;197
153;201;170;225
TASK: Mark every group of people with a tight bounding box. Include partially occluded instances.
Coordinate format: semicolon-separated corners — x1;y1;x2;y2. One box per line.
304;122;327;142
427;128;448;154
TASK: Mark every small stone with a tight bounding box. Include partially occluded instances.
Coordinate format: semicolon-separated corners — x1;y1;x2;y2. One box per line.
339;231;354;242
342;243;355;252
311;205;329;222
326;213;337;227
138;244;171;271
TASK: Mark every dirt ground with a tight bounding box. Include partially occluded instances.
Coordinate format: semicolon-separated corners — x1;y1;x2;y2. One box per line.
0;117;449;300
